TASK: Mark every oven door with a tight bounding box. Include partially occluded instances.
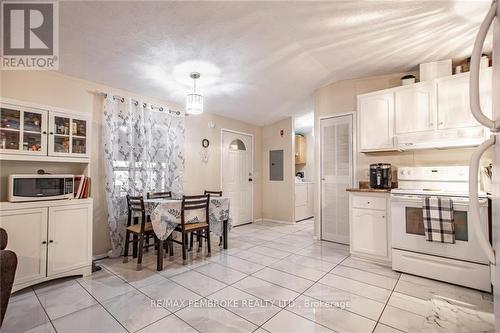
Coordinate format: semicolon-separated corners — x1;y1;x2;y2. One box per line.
391;194;489;264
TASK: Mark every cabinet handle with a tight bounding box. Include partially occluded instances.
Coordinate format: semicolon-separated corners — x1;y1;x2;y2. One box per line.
42;241;47;244
49;132;54;135
49;240;54;243
367;201;370;204
42;131;47;134
382;215;385;218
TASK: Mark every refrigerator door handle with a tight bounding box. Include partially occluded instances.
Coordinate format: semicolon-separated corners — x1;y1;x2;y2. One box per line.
470;0;498;131
469;135;496;266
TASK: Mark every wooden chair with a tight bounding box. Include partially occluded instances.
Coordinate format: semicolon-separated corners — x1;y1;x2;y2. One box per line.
147;191;172;199
189;190;222;249
172;194;211;264
123;195;158;270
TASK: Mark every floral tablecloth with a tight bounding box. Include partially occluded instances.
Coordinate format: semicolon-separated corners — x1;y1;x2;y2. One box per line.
145;197;232;241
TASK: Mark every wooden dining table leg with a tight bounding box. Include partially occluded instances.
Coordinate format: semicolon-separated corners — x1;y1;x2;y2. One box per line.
157;239;164;271
223;219;228;249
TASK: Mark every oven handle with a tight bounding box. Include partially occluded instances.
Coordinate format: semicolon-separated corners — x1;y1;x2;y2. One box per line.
469;134;495;264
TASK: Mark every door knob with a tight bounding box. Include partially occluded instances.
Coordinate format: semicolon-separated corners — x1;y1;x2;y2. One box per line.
248;178;253;182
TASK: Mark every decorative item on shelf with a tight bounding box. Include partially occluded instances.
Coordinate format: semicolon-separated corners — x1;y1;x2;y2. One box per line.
186;72;203;115
200;138;209;163
401;74;416;85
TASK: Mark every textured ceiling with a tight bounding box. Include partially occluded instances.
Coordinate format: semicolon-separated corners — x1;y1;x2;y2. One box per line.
58;1;492;126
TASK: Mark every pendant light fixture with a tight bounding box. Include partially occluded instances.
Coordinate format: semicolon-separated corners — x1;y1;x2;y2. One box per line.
186;72;203;115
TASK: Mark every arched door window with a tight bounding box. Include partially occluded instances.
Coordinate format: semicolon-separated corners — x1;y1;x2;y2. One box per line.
229;139;246;151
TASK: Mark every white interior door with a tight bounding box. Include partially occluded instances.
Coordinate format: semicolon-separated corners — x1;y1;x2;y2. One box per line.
222;130;253;226
321;114;354;244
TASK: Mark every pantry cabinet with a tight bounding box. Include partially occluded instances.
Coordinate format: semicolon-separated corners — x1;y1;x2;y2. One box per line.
0;208;48;285
48;111;90;158
358;92;395;152
349;192;391;264
0;98;91;162
0;199;93;292
0;105;48;155
295;135;307;164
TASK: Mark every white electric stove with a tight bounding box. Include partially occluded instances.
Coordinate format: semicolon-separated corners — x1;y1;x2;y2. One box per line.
390;166;491;291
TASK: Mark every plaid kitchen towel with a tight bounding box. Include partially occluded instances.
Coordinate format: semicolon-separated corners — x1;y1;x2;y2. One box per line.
422;196;455;243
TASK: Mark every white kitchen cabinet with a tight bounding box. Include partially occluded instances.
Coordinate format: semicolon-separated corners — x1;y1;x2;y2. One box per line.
436;69;492;131
394;82;435;135
0;104;48;155
0;98;91;162
0;199;93;291
349;192;391;264
358;92;395;152
295;182;314;221
47;204;92;276
0;208;48;286
48;111;90;158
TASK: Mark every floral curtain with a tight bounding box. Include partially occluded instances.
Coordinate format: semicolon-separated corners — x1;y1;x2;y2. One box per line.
102;96;185;257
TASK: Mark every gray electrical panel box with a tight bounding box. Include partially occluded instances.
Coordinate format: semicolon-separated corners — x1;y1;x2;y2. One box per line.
269;150;284;181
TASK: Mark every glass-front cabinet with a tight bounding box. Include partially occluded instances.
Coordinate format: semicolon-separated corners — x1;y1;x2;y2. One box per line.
0;100;91;160
48;112;90;158
0;105;48;155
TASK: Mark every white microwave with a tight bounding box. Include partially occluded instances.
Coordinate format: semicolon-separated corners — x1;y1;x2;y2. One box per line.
8;174;74;202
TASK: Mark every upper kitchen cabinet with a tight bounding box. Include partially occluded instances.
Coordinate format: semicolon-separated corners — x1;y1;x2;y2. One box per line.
0;104;48;156
436;68;492;130
295;134;307;164
0;98;91;162
394;82;435;135
358;91;395;152
48;112;90;158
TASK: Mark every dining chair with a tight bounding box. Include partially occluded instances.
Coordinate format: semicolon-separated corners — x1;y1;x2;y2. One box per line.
172;194;211;264
147;191;172;199
189;190;222;249
123;195;159;270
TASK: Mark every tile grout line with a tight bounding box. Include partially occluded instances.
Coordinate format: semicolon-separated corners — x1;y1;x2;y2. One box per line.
31;287;58;333
371;268;404;333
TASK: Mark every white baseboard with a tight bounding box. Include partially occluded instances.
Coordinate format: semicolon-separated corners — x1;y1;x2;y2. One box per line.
92;253;109;261
260;218;294;224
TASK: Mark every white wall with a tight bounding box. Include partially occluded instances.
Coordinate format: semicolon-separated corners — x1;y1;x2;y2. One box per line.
1;70;263;256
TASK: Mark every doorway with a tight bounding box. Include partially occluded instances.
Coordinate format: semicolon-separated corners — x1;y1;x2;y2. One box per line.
320;114;354;244
221;129;254;226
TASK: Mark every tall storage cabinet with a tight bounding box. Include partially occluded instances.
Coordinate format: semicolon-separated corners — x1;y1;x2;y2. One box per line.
0;200;93;292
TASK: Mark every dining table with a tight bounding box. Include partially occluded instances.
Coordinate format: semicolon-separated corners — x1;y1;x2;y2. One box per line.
144;196;232;252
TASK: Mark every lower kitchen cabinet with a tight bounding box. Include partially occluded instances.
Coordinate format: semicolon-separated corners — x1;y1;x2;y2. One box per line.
295;182;314;221
0;199;93;291
349;192;391;264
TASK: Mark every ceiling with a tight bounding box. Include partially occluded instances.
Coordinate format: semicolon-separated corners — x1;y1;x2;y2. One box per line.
58;1;493;126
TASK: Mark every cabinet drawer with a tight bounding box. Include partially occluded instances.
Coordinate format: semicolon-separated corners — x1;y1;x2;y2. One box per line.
351;195;386;211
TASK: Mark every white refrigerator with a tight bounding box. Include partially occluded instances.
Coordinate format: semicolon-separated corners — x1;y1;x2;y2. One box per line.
467;0;500;325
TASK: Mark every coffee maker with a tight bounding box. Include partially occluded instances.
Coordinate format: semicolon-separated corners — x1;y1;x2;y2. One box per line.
369;163;392;189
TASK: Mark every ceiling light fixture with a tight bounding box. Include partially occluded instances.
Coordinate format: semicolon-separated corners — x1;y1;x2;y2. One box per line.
186;72;203;115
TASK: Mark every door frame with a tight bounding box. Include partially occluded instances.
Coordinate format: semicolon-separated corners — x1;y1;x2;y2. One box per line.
318;112;357;241
220;128;255;224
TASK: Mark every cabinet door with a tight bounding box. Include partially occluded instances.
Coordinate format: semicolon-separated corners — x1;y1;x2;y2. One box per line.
436;69;492;130
351;208;387;258
48;112;90;158
394;83;435;134
0;208;48;285
358;92;395;151
47;204;92;276
0;103;48;155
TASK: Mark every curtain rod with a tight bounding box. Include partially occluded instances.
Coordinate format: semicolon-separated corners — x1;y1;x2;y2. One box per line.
96;91;182;116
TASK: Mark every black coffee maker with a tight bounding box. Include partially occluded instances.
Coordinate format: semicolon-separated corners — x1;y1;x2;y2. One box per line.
369;163;392;189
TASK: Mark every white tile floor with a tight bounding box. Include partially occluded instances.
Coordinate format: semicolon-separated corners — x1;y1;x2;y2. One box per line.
2;219;495;333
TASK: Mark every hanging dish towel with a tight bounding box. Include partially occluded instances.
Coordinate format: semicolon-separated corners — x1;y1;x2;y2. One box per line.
422;197;455;243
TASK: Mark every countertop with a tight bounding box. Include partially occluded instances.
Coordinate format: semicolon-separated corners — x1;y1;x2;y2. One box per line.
346;188;391;193
296;181;314;184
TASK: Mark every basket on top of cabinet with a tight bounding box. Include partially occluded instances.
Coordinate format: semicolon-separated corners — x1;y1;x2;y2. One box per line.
0;98;91;162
